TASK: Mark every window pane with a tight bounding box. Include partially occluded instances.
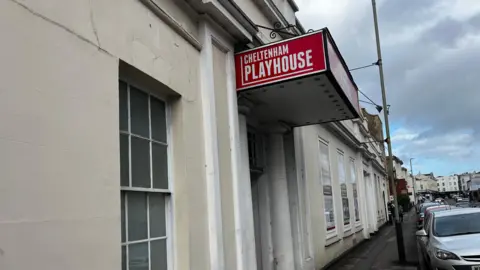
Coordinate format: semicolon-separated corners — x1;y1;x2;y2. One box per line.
130;87;149;137
129;242;149;270
323;185;332;196
151;239;168;270
120;134;130;187
152;143;168;189
321;170;331;187
119;81;129;132
319;142;331;186
342;198;350;225
131;137;151;188
149;193;166;238
151;97;167;143
354;197;360;221
340;183;347;198
121;192;126;242
350;161;356;184
337;153;345;184
127;192;148;241
122;246;127;270
324;195;335;231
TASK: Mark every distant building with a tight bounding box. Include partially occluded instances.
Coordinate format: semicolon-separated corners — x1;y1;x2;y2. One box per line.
459;173;470;192
388;156;415;203
471;173;480;190
458;172;480;193
415;172;439;193
436;175;459;192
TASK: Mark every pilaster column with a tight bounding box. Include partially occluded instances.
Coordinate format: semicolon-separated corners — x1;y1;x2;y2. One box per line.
265;124;295;270
237;97;257;270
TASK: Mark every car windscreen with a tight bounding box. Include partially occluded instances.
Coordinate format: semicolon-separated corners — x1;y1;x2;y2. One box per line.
428;207;449;213
421;203;440;214
433;212;480;237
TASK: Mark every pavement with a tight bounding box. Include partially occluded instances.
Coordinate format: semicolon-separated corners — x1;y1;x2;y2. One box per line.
325;208;420;270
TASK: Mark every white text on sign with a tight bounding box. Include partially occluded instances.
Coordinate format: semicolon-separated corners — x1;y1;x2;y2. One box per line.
242;44;313;83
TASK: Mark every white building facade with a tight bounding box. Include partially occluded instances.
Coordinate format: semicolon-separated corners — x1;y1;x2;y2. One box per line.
415;173;439;194
459;173;472;192
0;1;388;270
437;175;459;192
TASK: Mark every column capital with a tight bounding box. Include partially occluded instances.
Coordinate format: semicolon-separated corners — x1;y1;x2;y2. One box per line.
238;96;254;115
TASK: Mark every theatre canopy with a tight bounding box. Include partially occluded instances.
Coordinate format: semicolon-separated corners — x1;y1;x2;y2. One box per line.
235;28;361;126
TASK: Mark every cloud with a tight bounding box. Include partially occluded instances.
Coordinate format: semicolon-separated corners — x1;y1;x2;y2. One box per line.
392;129;474;159
390;128;419;141
296;0;480;175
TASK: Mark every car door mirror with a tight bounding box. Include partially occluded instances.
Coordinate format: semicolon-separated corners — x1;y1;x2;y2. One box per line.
416;229;428;237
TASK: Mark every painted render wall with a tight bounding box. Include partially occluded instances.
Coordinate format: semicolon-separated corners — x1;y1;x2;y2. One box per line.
0;1;390;270
298;124;370;269
0;0;210;270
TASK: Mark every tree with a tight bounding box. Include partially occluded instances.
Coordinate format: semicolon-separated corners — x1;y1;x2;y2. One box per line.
397;194;411;210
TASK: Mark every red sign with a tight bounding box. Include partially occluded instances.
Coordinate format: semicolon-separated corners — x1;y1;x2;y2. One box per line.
235;32;326;91
326;36;360;114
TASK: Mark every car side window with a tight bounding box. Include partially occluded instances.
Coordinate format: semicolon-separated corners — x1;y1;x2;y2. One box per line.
424;214;431;234
427;216;434;237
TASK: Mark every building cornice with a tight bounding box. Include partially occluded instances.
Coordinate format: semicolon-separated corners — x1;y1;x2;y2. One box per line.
140;0;202;50
358;121;370;137
325;122;386;173
253;0;303;38
372;158;386;176
360;146;376;162
324;122;361;150
216;0;259;34
287;0;299;12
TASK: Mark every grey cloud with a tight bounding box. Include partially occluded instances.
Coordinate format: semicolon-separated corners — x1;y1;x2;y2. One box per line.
297;0;480;168
378;0;441;30
468;13;480;29
390;44;480;134
393;131;475;161
420;17;468;47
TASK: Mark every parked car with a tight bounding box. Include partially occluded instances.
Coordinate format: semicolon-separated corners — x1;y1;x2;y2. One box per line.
455;201;471;208
416;208;480;270
418;201;435;214
423;205;455;226
417;202;441;229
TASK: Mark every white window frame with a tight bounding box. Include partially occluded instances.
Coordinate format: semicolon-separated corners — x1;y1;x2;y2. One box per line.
337;150;351;232
350;158;361;227
120;80;174;270
318;137;337;239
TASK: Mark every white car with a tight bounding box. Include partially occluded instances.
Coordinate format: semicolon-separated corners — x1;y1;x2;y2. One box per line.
416;208;480;270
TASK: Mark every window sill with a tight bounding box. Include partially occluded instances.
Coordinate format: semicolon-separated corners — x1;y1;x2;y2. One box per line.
343;230;354;239
355;226;364;234
325;235;341;247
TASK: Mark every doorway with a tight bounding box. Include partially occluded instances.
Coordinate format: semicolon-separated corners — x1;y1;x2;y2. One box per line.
248;127;266;270
383;191;387;222
251;172;263;270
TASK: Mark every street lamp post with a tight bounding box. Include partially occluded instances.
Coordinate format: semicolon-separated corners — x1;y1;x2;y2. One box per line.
371;0;406;263
410;158;416;205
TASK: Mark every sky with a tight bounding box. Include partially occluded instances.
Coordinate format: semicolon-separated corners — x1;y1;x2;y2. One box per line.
295;0;480;176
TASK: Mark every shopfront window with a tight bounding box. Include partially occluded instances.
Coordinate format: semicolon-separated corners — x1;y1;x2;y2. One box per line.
319;139;336;236
338;151;350;230
119;81;170;270
350;158;360;223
